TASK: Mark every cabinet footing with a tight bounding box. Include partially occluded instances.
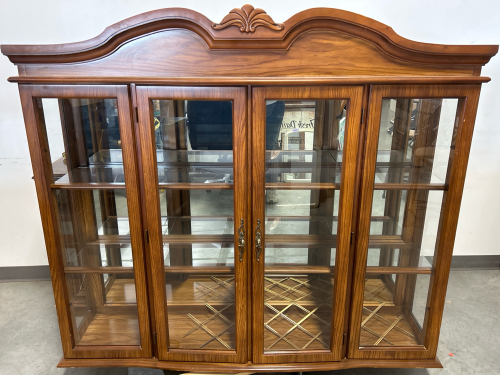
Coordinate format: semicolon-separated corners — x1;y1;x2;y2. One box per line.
58;357;442;372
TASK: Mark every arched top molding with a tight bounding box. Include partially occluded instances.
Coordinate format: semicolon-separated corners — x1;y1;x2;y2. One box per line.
1;5;498;65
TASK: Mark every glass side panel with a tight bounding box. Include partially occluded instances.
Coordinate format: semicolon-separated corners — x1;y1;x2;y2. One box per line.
151;100;236;350
360;97;462;349
361;273;431;347
35;96;142;348
55;188;139;346
264;99;348;352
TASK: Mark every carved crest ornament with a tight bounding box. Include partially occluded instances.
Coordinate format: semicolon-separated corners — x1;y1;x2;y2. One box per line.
212;4;284;33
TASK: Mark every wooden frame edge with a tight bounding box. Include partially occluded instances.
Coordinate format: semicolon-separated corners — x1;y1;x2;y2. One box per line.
18;84;152;359
7;76;492;85
57;356;442;371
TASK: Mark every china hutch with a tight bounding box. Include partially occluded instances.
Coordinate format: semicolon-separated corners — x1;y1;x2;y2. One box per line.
2;4;497;372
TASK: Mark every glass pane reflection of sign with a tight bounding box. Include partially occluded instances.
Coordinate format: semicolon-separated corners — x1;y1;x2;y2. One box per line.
263;99;347;352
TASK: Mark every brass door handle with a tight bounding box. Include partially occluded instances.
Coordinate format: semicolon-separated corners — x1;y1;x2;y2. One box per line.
238;219;245;262
255;219;262;261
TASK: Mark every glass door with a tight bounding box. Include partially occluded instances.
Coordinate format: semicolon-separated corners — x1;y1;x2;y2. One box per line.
348;84;481;359
251;86;363;363
136;86;248;362
19;85;151;358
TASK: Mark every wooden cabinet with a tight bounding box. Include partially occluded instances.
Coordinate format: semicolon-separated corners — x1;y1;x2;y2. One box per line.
2;4;497;372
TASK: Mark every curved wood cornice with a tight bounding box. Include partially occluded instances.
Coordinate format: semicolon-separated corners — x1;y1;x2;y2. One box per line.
1;5;498;65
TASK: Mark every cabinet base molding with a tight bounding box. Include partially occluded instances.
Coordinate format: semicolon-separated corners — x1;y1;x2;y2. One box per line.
58;357;442;372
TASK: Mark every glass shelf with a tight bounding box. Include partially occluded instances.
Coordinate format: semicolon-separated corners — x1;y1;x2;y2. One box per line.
161;216;234;235
64;243;133;270
52;166;126;188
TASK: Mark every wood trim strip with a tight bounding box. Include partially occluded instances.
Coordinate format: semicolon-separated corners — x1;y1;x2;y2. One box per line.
73;346;142;352
64;267;134;274
359;345;426;351
7;76;492;85
366;267;432;275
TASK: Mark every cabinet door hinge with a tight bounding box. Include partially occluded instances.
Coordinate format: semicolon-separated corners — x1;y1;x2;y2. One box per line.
134;107;139;123
360;108;364;125
343;333;347;346
145;229;149;243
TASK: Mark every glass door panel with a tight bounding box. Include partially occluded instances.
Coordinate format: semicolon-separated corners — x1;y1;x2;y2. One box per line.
264;99;343;351
153;99;236;350
252;87;363;363
137;87;247;363
22;85;151;358
349;85;481;359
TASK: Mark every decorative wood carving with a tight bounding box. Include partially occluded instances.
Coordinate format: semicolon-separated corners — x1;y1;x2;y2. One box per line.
212;4;284;33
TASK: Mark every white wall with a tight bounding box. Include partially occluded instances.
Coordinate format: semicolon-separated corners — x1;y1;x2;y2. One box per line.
1;0;499;267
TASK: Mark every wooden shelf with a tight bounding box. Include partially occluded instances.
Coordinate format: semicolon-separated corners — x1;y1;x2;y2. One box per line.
64;264;432;276
266;234;412;249
366;267;432;275
77;312;140;346
52;180;447;191
264;183;447;191
374;183;447;191
69;233;415;249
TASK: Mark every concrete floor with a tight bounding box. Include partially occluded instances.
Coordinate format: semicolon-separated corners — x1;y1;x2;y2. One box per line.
0;270;499;375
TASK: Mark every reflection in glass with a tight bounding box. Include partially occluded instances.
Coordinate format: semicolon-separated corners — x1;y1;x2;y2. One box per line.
153;100;233;185
360;98;461;348
38;98;122;185
152;100;236;350
263;100;347;351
